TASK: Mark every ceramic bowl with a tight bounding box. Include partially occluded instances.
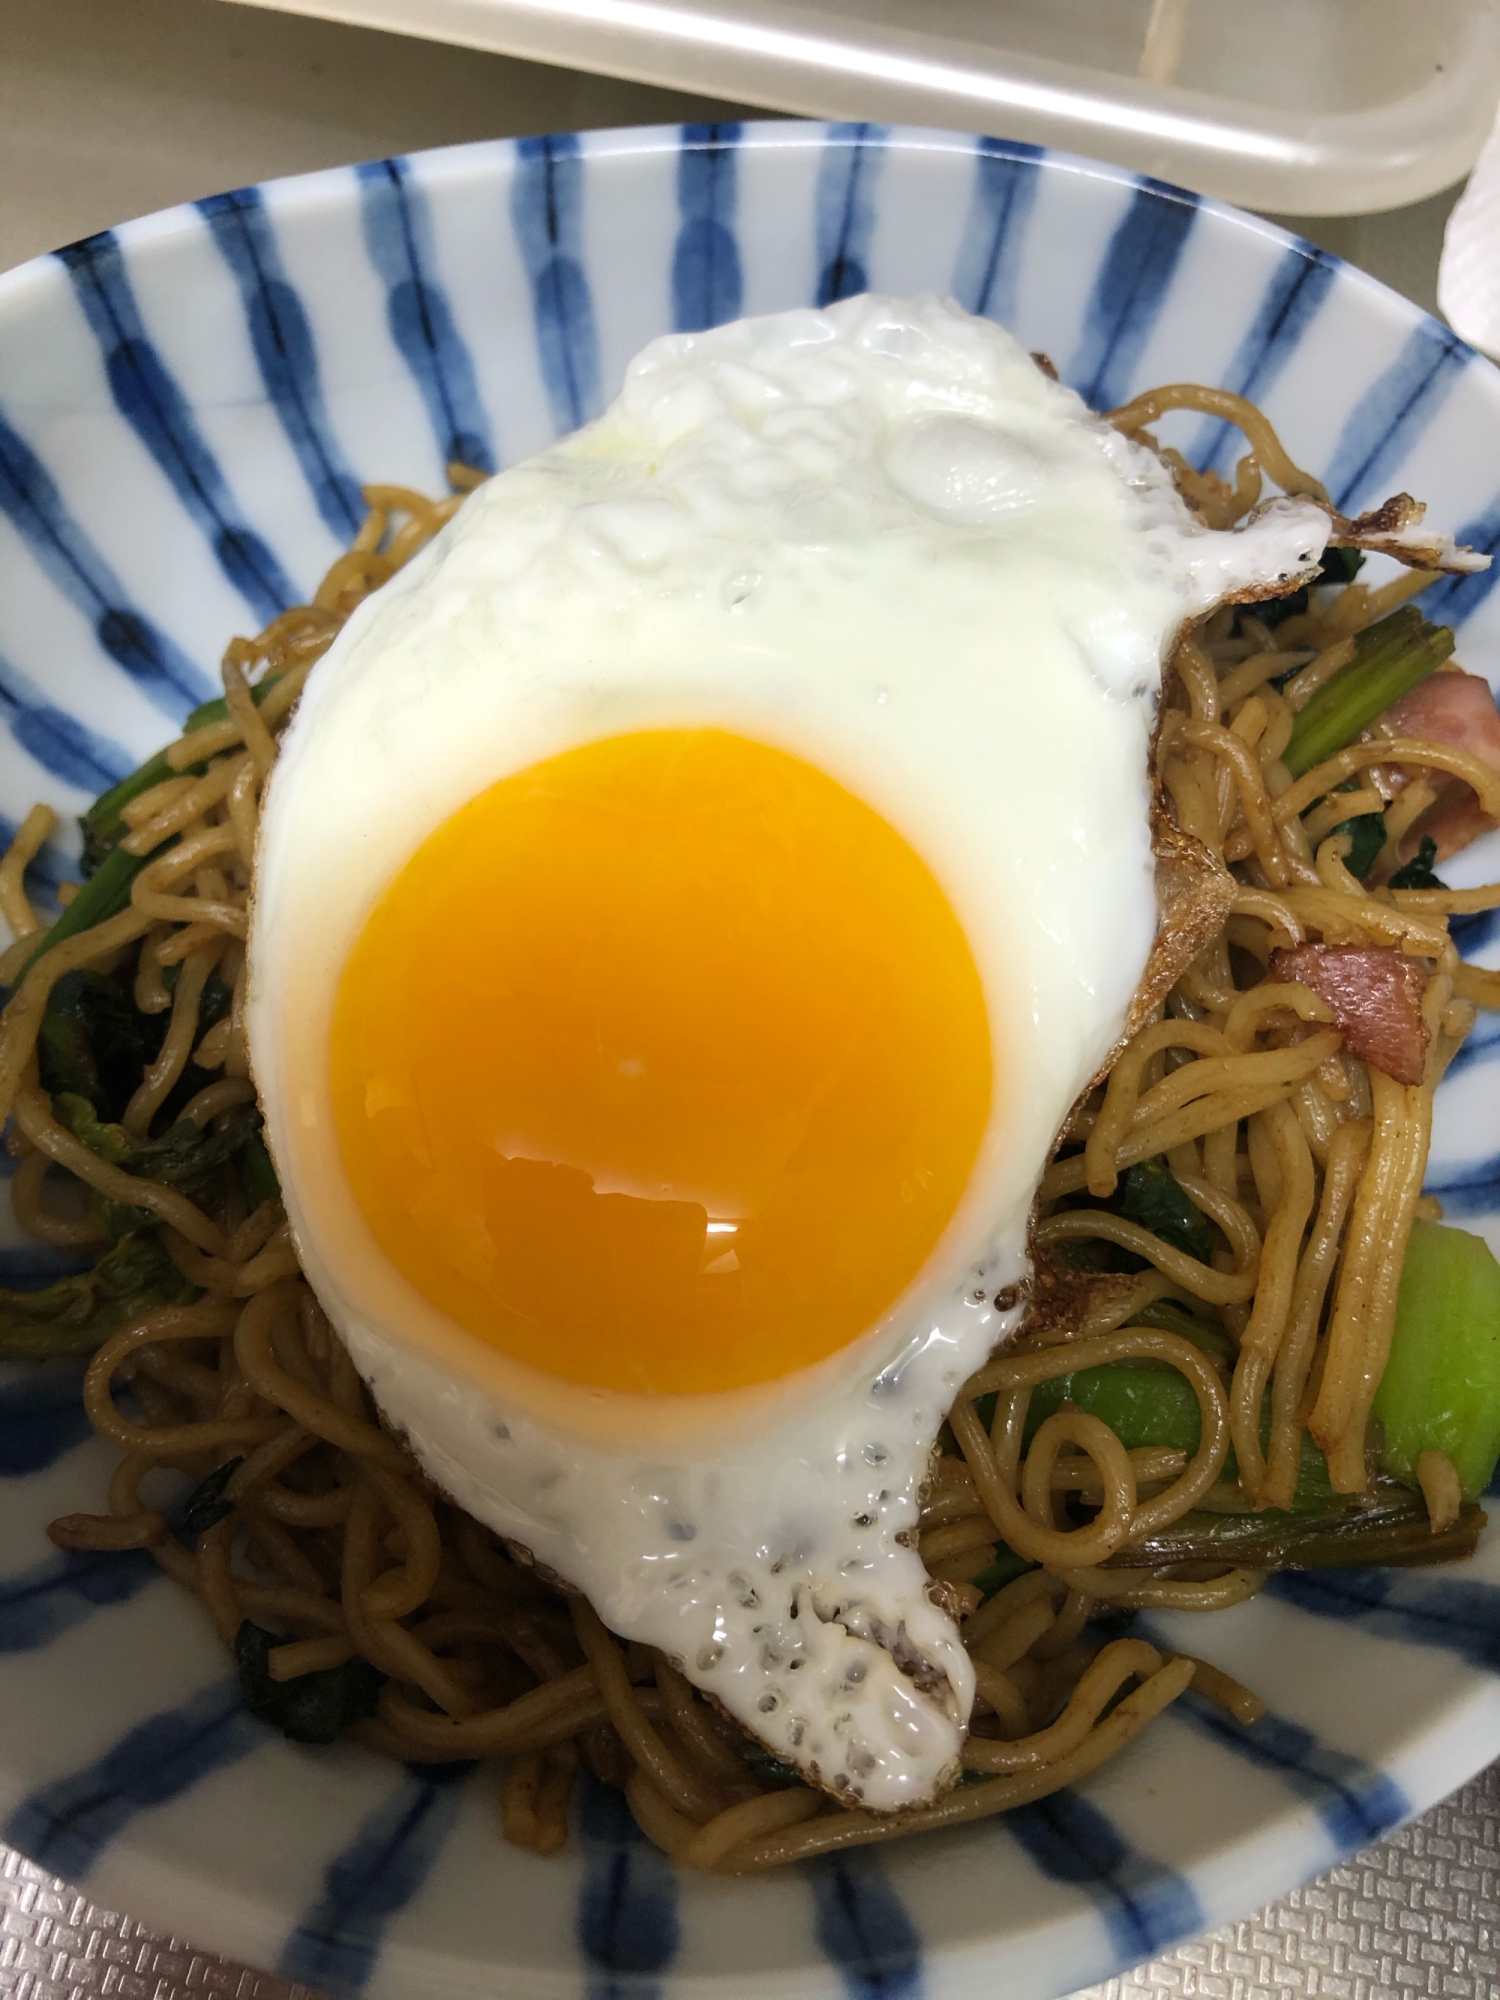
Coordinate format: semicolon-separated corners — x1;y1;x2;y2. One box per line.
3;120;1500;2000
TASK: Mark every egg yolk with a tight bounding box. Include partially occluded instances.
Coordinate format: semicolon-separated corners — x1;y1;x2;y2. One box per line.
330;728;993;1396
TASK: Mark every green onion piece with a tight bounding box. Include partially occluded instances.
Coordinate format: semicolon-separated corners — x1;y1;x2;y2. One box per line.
1373;1219;1500;1500
1283;606;1454;779
80;670;290;873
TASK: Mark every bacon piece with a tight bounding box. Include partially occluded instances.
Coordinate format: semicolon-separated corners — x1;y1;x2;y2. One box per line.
1268;944;1428;1086
1382;668;1500;860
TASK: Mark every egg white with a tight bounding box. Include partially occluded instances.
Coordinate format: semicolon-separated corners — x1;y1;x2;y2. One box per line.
248;295;1328;1808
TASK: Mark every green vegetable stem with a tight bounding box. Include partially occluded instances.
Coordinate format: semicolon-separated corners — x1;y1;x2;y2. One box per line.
1283;606;1455;780
1106;1487;1484;1572
1373;1219;1500;1500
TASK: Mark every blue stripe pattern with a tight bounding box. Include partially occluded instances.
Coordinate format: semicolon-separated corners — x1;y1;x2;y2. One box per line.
1452;905;1500;958
1425;1153;1500;1220
6;122;1500;2000
1069;179;1200;412
1173;1691;1408;1847
357;159;496;472
576;1768;679;1999
815;125;888;307
951;137;1043;331
0;1545;160;1654
1194;244;1339;472
510;135;601;437
809;1852;923;1999
1324;322;1472;512
0;650;130;794
2;1676;265;1878
197;187;365;542
0;412;209;716
278;1762;474;1992
54;234;296;624
673;125;744;333
1438;1010;1500;1085
1008;1789;1202;1963
0;1361;92;1477
1269;1568;1500;1670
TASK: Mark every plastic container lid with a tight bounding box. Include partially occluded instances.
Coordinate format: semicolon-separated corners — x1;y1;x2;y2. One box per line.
225;0;1500;214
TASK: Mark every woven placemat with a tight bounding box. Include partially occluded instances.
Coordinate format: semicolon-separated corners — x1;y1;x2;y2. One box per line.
2;1762;1496;2000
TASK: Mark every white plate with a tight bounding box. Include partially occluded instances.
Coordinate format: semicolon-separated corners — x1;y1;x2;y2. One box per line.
2;121;1500;1999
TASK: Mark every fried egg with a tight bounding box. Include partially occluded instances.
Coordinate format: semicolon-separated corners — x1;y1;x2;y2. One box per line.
247;294;1329;1811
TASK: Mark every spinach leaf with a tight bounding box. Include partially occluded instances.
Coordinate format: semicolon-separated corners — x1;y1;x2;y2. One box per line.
1318;546;1366;585
1332;809;1387;881
0;1230;197;1358
54;1090;265;1236
1235;547;1364;635
235;1621;385;1745
1388;835;1446;891
1115;1158;1214;1264
180;1456;243;1535
237;1132;280;1206
967;1545;1034;1599
734;1740;803;1787
38;971;165;1122
54;1091;132;1165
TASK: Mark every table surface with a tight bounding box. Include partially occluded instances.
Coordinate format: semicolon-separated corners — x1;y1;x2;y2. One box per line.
0;3;1495;1996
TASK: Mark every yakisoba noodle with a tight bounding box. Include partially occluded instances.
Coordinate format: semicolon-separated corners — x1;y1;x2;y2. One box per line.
3;387;1498;1872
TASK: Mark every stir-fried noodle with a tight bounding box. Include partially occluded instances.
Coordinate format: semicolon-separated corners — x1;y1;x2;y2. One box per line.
4;393;1499;1871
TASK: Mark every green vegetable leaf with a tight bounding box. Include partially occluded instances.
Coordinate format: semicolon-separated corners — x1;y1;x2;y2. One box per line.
1241;584;1309;632
79;749;191;875
1114;1158;1214;1264
1388;835;1447;892
52;1090;265;1235
1235;548;1363;635
180;1457;244;1535
734;1741;804;1787
236;1132;280;1207
1284;607;1455;779
1331;809;1387;881
10;844;153;989
0;1230;198;1358
1373;1219;1500;1499
80;671;291;875
38;970;166;1122
1318;545;1366;586
234;1621;385;1745
132;1108;263;1192
966;1546;1035;1600
54;1091;133;1165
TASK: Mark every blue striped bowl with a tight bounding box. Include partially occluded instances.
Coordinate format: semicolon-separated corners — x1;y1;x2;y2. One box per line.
3;121;1500;2000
